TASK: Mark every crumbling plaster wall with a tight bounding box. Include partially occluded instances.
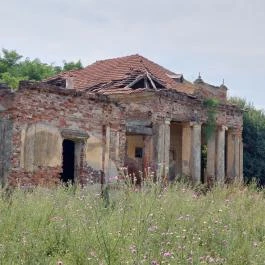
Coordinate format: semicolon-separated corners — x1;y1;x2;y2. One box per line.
6;85;125;186
0;83;242;186
116;91;243;176
0;89;15;187
20;123;62;171
121;93;242;130
0;118;13;187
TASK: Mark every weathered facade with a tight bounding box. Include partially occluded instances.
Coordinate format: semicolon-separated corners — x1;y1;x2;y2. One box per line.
0;55;243;187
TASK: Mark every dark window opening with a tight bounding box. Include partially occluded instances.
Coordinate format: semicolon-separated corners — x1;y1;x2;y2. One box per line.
131;79;145;89
153;79;165;89
61;139;75;184
135;147;143;158
201;144;207;184
130;76;166;90
201;125;207;184
170;149;176;161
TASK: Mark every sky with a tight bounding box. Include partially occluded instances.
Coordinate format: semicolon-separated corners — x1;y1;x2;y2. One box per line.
1;0;265;109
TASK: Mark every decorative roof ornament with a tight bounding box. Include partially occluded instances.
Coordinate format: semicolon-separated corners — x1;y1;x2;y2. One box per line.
220;78;228;90
194;72;204;84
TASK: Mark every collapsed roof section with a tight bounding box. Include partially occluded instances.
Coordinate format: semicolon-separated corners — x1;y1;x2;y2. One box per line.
87;70;167;93
45;54;227;100
46;54;193;93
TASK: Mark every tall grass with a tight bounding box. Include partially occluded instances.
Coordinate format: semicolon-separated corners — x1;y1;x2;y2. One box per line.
0;182;265;264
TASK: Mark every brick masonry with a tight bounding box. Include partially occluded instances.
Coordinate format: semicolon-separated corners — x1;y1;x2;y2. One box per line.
0;79;243;187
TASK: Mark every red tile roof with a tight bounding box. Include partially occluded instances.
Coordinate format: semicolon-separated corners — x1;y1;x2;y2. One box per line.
47;54;197;95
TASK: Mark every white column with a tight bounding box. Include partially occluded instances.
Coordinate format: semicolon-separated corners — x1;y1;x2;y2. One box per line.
191;123;201;184
226;128;243;182
164;119;171;179
234;132;240;180
156;119;171;181
226;129;235;179
103;125;111;183
239;136;244;181
206;132;216;183
115;131;120;162
216;126;226;184
182;123;192;177
156;123;164;181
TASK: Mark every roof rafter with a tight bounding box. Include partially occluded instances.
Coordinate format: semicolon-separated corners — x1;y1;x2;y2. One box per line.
126;71;165;90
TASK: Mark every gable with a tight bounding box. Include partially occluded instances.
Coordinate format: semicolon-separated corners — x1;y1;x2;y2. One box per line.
127;72;166;90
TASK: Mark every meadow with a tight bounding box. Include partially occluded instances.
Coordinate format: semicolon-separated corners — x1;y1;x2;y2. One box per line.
0;182;264;265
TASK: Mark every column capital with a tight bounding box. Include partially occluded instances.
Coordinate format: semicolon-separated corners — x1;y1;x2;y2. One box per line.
182;121;202;128
164;118;171;125
218;125;228;131
230;127;242;136
190;121;202;128
182;122;191;128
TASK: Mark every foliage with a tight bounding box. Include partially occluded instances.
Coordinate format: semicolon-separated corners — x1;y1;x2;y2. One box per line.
61;60;83;72
0;183;265;264
229;97;265;184
203;98;219;141
0;49;83;89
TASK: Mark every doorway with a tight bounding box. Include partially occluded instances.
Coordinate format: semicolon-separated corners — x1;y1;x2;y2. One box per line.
125;135;145;184
169;122;183;180
201;125;207;183
61;139;75;184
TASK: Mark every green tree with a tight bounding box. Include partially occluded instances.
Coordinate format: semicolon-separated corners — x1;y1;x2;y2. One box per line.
0;48;83;89
18;58;57;81
0;49;22;73
230;97;265;184
0;72;25;89
62;60;83;71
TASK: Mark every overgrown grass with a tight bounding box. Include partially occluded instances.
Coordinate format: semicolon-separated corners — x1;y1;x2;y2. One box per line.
0;182;265;264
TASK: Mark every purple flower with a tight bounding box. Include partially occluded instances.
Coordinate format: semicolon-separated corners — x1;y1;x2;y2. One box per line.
163;251;172;257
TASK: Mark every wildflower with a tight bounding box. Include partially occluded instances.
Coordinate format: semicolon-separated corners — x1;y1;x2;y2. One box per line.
90;251;97;257
151;261;160;265
208;256;215;263
129;245;137;254
57;261;63;265
187;256;193;263
109;175;119;182
148;225;158;232
163;251;172;257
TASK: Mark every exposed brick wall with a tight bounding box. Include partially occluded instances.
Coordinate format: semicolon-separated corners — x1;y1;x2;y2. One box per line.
3;84;125;187
0;82;243;187
116;91;243;175
120;92;242;129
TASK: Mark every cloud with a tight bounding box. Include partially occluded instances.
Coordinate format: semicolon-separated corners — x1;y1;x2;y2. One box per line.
0;0;265;107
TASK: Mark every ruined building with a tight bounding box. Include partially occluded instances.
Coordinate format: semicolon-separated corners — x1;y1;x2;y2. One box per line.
0;55;243;186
